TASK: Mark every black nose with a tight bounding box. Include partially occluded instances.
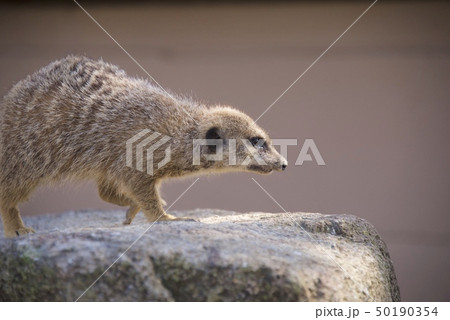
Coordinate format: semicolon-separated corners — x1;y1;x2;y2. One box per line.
282;164;287;171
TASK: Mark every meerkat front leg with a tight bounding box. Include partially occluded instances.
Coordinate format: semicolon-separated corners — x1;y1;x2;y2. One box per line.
124;199;167;225
135;181;176;222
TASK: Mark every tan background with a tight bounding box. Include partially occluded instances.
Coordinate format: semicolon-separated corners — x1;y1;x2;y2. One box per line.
0;1;449;301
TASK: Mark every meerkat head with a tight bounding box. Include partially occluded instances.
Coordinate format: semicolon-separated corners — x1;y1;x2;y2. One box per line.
196;106;287;174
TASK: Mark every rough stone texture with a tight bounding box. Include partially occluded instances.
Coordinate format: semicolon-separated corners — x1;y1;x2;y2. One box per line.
0;209;400;301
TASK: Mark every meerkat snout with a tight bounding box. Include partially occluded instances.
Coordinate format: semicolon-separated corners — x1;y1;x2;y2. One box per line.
268;155;288;172
275;158;288;172
279;156;288;171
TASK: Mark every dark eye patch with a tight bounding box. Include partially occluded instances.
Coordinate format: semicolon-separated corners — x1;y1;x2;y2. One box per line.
206;127;222;140
205;127;222;153
249;137;266;150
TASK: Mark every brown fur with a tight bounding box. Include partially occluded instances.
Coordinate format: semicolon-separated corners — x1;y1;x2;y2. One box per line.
0;55;287;237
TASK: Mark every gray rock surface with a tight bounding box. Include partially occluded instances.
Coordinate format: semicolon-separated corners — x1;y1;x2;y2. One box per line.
0;209;400;301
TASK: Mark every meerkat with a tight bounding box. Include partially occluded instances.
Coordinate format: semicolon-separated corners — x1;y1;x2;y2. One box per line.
0;55;287;238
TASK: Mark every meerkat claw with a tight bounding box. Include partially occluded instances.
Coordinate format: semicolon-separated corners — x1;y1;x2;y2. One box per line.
14;227;36;237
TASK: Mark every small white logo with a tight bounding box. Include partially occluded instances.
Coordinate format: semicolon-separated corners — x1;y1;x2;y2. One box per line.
126;129;172;175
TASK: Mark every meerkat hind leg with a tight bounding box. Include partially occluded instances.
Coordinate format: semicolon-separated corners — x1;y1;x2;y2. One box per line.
129;181;195;223
123;204;140;225
97;180;141;224
1;206;35;238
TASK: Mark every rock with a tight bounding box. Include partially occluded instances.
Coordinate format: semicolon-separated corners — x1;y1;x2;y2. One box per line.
0;209;400;301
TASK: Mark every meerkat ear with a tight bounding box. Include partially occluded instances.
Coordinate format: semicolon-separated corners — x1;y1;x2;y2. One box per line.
205;127;222;140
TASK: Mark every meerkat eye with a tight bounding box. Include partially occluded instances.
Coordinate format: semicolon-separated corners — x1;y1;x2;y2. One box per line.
249;137;266;149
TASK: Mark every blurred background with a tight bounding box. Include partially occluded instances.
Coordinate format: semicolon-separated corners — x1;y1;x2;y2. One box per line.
0;0;449;301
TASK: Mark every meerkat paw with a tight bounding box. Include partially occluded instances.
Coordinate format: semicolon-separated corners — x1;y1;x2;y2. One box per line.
123;205;140;225
157;213;177;221
159;214;197;222
175;217;198;222
17;226;36;236
123;217;133;225
6;226;36;237
161;198;167;206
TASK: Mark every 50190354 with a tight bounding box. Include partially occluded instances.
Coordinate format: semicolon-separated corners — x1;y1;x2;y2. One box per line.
376;306;438;317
